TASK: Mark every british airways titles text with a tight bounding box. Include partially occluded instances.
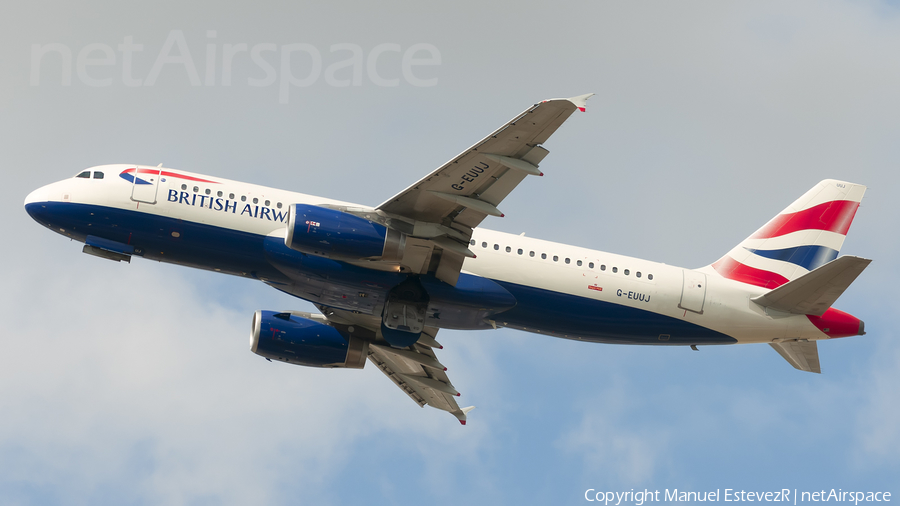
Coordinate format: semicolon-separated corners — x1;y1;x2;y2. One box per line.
167;190;288;222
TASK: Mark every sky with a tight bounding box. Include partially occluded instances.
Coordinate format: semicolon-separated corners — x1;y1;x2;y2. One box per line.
2;1;900;504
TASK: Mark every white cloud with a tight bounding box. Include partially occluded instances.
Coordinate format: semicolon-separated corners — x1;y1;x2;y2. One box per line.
0;240;512;504
854;331;900;462
556;386;670;484
0;254;386;504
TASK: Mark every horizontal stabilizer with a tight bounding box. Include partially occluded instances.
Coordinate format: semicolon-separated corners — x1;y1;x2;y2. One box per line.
751;256;871;316
770;341;821;373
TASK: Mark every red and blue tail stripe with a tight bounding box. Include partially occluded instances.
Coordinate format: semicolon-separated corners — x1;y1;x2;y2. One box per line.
709;180;865;289
750;200;859;239
743;244;839;272
711;256;789;289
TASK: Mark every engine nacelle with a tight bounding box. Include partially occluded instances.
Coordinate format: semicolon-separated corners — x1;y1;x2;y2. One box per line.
250;310;368;368
285;204;404;261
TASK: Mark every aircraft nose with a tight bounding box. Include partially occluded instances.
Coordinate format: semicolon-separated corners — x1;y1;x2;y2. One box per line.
24;184;53;223
24;187;44;206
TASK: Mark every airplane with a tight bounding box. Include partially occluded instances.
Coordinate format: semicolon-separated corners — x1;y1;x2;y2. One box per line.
24;94;871;424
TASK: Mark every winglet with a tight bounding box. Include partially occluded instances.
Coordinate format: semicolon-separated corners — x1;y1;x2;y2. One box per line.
456;406;476;425
541;93;594;112
568;93;594;112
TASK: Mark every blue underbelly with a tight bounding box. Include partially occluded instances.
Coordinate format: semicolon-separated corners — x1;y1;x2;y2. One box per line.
491;280;736;345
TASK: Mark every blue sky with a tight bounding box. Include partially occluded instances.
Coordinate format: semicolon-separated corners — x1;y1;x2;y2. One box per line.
2;1;899;504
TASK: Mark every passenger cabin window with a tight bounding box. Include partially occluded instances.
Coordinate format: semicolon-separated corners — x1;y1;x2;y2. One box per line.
624;269;630;276
636;272;642;278
470;240;476;246
541;253;547;259
265;200;270;206
518;249;523;255
229;193;235;199
76;171;90;179
205;188;211;195
612;267;618;273
93;171;104;179
253;198;259;204
529;251;535;257
553;255;559;262
193;186;199;193
600;265;606;271
648;274;654;280
505;246;511;253
589;262;594;269
182;184;188;190
482;242;487;248
577;260;582;266
565;258;570;264
241;196;247;202
217;191;223;197
277;202;283;209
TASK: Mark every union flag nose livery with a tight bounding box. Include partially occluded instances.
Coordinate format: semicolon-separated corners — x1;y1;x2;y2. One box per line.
23;94;872;423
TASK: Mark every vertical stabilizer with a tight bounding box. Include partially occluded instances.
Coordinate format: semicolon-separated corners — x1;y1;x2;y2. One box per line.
710;180;866;289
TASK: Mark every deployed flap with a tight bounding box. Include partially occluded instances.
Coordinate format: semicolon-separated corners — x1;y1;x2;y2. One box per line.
751;256;871;316
316;305;474;424
367;328;473;424
376;94;592;285
770;341;821;373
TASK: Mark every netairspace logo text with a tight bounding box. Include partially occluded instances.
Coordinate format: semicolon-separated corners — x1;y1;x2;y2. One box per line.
584;488;892;506
30;30;441;103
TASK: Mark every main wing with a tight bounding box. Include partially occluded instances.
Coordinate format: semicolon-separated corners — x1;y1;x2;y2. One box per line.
376;93;593;285
310;96;593;423
317;306;474;423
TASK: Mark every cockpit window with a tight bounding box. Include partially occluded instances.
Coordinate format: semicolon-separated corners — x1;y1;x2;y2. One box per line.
76;171;90;178
93;171;104;179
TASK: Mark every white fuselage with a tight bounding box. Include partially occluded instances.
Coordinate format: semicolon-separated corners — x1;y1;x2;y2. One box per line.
25;164;835;346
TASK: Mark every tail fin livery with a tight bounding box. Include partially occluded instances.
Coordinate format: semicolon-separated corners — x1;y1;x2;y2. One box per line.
711;179;866;289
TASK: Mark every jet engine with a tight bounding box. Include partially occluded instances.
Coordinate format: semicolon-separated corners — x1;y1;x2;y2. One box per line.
250;310;368;368
284;204;404;261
